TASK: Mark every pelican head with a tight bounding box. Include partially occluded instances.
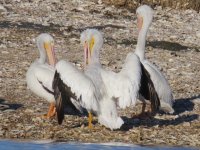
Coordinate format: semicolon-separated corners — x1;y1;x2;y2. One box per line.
36;33;56;66
80;29;103;66
136;5;153;32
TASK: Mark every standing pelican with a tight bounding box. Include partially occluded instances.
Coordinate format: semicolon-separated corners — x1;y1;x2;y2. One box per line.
135;5;174;113
26;33;56;118
53;29;123;130
100;35;160;115
80;29;159;120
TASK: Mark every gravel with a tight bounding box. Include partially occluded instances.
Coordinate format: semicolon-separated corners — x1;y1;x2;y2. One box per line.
0;0;199;147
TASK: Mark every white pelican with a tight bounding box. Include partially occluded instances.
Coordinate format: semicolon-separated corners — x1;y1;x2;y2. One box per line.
79;29;160;118
100;35;160;116
135;5;174;114
53;29;123;130
26;33;56;118
80;29;160;118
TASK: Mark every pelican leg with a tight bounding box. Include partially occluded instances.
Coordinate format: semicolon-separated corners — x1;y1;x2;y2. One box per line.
132;100;151;119
42;102;56;119
138;101;151;119
141;100;146;114
88;112;93;129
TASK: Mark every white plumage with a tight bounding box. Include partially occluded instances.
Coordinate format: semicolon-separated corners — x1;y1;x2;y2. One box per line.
135;5;174;113
80;29;160;120
54;29;124;130
96;31;160;116
79;28;160;127
81;29;124;129
26;33;56;118
55;60;99;113
27;61;55;102
101;52;142;109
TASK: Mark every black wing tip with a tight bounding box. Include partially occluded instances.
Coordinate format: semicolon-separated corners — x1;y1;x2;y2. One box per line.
52;70;83;125
140;63;160;115
57;116;63;125
52;70;59;91
56;92;65;125
57;113;64;125
151;91;160;114
52;70;65;125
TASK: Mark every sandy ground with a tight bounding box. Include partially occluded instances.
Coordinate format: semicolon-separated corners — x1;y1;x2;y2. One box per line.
0;0;199;147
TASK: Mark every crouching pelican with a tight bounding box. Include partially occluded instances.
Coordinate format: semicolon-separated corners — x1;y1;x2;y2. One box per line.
53;29;123;130
26;33;56;118
135;5;174;113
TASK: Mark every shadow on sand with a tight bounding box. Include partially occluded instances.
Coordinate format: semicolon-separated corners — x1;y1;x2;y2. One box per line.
105;37;199;52
0;98;23;111
120;94;199;131
78;24;126;32
0;21;126;34
0;21;63;34
173;94;200;114
147;41;199;52
1;21;199;52
121;114;198;131
59;94;199;130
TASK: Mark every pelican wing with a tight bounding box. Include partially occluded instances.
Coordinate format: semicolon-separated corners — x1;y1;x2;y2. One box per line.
53;71;82;124
53;60;99;124
101;53;141;108
143;60;174;113
35;65;55;94
139;62;160;113
101;70;134;108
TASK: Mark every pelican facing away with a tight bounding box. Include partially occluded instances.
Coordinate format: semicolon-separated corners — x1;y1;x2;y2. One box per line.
53;29;123;130
26;33;56;118
99;34;160;115
135;5;174;113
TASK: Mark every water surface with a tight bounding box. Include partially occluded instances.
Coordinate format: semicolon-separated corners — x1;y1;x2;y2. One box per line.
0;140;198;150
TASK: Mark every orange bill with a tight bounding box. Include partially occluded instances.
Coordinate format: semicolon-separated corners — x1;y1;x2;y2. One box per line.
44;42;56;66
137;16;143;32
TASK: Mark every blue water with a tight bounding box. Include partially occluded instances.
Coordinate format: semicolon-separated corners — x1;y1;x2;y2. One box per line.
0;140;198;150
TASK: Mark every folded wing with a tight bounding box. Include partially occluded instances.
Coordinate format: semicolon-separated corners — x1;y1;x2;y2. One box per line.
53;60;99;124
34;65;55;96
139;63;160;113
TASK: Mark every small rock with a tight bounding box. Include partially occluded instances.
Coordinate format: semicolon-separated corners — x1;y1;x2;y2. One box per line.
193;98;200;104
0;5;7;13
0;104;9;109
0;44;7;48
182;122;190;127
169;35;178;40
24;109;34;113
196;31;200;38
32;117;43;122
101;60;110;65
69;38;78;43
98;0;102;4
3;109;15;113
1;51;9;54
80;124;85;129
25;125;35;131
